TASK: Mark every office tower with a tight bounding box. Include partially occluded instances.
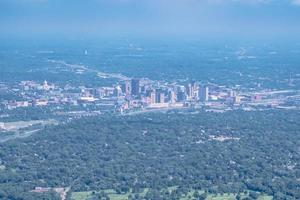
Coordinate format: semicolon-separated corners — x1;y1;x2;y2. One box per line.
159;92;165;103
169;91;176;103
176;86;186;102
155;89;165;103
234;95;241;104
150;91;156;104
146;89;156;104
199;86;209;102
121;81;130;95
131;79;140;96
186;83;192;99
191;81;199;98
113;86;122;98
186;81;199;100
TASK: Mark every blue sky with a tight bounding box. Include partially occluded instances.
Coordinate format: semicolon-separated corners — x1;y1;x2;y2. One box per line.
0;0;300;39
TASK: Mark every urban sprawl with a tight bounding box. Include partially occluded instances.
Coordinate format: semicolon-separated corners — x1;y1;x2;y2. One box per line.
1;75;299;117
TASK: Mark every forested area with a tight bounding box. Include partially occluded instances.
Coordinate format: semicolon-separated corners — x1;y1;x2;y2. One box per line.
0;110;299;199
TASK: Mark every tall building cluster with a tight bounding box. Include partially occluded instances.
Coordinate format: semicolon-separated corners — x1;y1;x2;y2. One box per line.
111;79;214;112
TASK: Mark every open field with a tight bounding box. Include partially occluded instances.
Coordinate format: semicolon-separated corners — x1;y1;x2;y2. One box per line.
71;191;92;200
71;188;273;200
0;119;57;131
0;119;58;142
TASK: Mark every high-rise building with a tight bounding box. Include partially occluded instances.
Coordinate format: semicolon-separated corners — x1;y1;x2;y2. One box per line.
113;86;122;98
186;81;199;100
234;95;241;104
199;86;209;102
121;81;130;95
169;91;176;103
150;91;156;104
186;83;193;99
155;89;165;103
131;79;140;96
159;92;165;103
176;86;186;102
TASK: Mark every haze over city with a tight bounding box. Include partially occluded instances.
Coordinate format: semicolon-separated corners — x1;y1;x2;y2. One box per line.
1;0;300;39
1;0;300;200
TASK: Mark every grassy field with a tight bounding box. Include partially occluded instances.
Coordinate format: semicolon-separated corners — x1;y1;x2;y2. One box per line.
71;190;131;200
0;119;57;131
71;188;273;200
71;191;92;200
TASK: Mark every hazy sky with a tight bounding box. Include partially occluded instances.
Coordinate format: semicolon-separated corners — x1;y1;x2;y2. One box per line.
1;0;300;39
